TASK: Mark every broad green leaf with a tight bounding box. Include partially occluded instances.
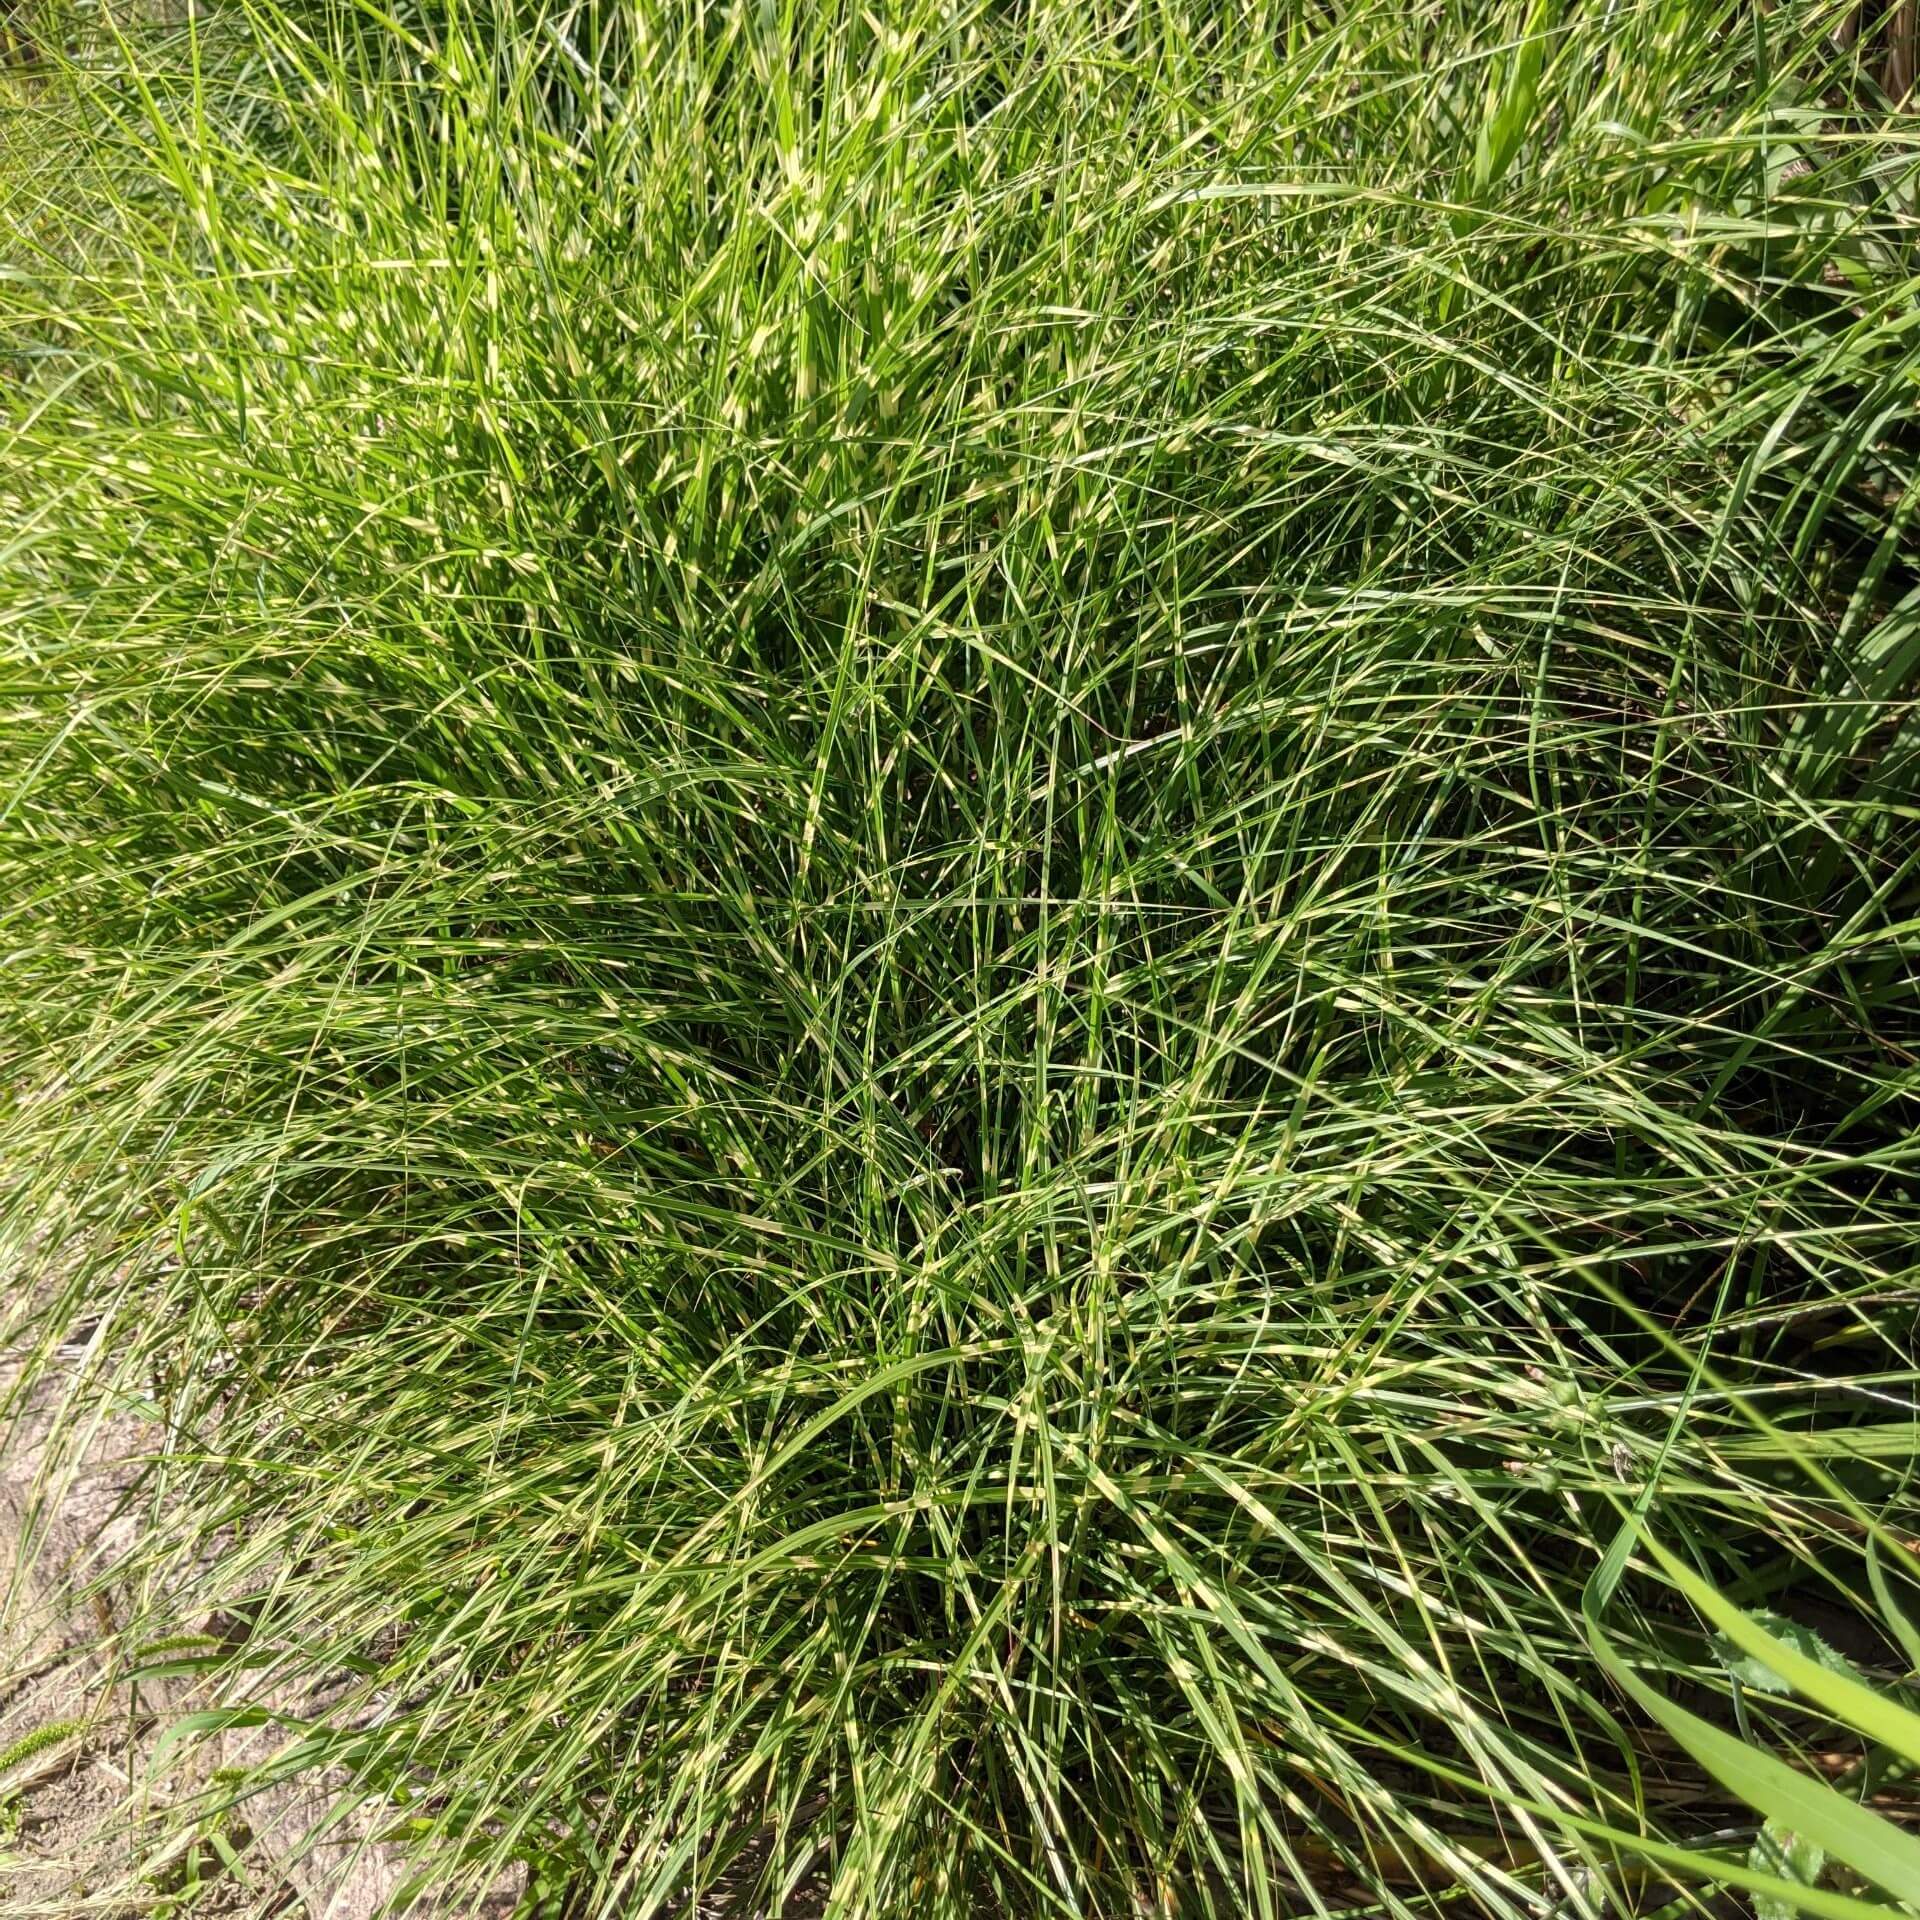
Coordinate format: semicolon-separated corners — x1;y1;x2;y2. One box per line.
1649;1542;1920;1774
1752;1820;1827;1920
1589;1535;1920;1904
1715;1612;1862;1698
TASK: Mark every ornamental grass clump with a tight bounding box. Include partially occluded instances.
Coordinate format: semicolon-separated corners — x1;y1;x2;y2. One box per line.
2;1;1917;1913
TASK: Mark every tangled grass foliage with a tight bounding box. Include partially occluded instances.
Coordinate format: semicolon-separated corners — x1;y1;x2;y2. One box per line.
2;0;1918;1913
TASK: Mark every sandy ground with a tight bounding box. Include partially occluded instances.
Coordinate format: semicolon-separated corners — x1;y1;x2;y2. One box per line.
0;1356;523;1919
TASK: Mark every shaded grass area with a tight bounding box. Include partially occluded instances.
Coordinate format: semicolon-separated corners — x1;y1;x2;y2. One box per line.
2;0;1918;1913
